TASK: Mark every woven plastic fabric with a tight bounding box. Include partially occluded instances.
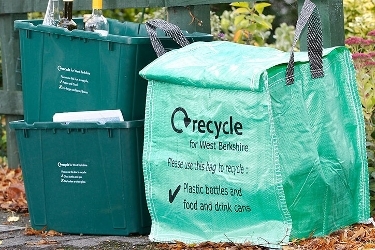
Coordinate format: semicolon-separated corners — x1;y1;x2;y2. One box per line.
139;41;369;247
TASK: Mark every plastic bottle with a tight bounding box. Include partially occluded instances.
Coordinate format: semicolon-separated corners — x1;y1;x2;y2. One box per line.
84;0;109;36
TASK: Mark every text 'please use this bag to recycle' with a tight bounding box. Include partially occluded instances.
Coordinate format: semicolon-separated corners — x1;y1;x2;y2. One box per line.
139;0;370;247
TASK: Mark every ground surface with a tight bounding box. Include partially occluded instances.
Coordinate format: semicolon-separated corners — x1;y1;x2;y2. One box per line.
0;166;153;249
0;209;152;249
1;165;375;249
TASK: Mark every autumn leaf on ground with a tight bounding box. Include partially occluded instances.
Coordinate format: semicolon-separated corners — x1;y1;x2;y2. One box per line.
25;226;63;238
285;223;375;250
25;226;46;236
155;241;267;250
25;239;58;246
2;165;375;250
45;230;63;237
7;211;19;222
0;166;28;213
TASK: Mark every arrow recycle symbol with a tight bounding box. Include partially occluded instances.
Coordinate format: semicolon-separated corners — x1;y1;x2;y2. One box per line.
171;107;191;133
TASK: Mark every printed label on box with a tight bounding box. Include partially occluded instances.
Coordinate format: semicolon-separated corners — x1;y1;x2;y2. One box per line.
57;65;91;95
58;162;88;184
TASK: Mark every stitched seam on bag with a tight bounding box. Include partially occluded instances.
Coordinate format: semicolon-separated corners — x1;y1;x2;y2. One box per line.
143;81;160;237
317;50;369;225
264;71;293;238
330;53;368;220
342;51;370;220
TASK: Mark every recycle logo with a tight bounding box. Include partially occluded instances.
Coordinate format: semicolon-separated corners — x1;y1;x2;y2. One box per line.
171;107;191;134
170;107;243;139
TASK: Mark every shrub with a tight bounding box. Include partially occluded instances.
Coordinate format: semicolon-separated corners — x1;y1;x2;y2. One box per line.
343;0;375;38
344;0;375;216
346;32;375;215
211;2;274;46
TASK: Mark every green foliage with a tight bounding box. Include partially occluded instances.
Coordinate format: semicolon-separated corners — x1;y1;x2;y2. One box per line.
344;0;375;215
211;2;294;51
270;22;296;52
211;1;274;46
102;8;143;22
346;32;375;215
134;8;166;22
27;12;43;19
343;0;375;38
27;8;162;22
93;8;163;23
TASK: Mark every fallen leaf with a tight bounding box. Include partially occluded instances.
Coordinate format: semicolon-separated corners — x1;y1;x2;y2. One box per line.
0;166;28;213
44;230;63;237
352;226;366;239
7;211;19;222
25;239;58;246
7;183;25;200
5;170;15;181
38;239;58;245
25;226;45;236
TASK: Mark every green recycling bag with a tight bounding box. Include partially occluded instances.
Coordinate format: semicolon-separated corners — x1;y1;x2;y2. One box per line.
139;0;369;246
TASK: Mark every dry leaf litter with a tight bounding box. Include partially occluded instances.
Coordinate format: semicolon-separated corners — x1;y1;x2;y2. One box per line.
0;166;375;249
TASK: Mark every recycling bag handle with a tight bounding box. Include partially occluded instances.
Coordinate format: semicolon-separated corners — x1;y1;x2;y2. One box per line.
285;0;324;85
146;19;190;57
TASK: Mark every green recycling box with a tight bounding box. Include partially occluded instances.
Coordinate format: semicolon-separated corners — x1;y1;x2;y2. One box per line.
14;19;212;123
10;120;150;236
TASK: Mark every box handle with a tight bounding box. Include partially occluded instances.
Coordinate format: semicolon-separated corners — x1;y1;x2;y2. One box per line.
108;41;114;51
26;30;31;39
107;128;113;138
23;129;28;138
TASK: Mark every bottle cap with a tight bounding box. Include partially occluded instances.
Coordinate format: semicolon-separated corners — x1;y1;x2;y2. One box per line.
93;0;103;9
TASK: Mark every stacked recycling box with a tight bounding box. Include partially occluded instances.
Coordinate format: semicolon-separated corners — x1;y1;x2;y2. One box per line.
10;18;212;235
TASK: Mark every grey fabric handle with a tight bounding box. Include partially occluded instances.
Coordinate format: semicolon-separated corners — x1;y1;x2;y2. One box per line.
146;19;190;57
285;0;324;85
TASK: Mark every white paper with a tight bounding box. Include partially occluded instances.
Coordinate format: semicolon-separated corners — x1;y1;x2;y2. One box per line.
53;110;124;124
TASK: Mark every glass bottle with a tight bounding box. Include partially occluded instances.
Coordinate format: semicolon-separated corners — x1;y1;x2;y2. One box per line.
59;0;77;31
43;0;61;26
84;0;109;36
52;0;61;26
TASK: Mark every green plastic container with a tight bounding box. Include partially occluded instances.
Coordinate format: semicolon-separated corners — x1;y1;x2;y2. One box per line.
10;120;150;236
14;19;212;123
